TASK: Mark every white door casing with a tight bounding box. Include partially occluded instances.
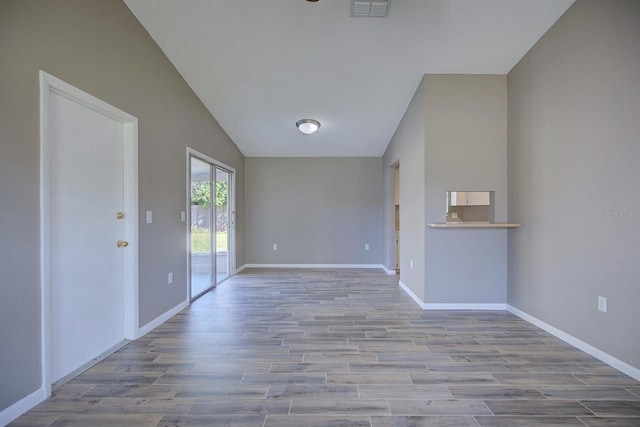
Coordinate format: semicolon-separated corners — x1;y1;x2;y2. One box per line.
40;71;138;396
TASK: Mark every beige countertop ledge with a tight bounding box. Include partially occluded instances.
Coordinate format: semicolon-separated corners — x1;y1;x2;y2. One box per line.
427;222;521;228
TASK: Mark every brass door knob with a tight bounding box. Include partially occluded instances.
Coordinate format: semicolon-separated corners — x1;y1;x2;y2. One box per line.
117;240;129;248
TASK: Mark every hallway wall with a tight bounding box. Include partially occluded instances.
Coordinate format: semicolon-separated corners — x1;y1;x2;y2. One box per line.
507;0;640;370
0;0;245;412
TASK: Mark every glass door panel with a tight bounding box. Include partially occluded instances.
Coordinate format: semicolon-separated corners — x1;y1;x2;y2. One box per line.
215;168;230;283
190;157;214;298
188;149;234;301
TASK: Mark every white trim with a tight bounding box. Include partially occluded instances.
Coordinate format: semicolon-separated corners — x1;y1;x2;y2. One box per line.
137;300;189;337
39;71;53;398
507;305;640;381
39;71;139;399
397;280;638;379
0;388;46;426
123;120;139;340
398;281;507;311
185;150;192;302
243;263;387;270
235;264;247;274
399;280;426;309
187;147;236;176
424;303;507;310
381;265;396;275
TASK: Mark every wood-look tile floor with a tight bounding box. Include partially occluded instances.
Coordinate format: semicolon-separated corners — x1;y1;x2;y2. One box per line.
12;269;640;426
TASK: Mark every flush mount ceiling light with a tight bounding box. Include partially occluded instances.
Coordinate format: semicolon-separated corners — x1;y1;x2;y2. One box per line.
296;119;321;135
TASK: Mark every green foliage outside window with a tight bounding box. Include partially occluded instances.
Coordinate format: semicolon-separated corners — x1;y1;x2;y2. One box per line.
191;180;227;208
191;179;229;253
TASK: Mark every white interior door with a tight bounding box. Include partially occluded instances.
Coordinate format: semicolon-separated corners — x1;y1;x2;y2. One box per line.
49;91;126;383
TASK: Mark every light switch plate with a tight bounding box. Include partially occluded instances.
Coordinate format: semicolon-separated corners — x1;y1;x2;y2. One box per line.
598;296;607;313
146;210;152;224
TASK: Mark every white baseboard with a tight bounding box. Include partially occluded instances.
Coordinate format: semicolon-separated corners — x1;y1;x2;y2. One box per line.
398;281;506;311
235;264;247;274
507;304;640;381
3;299;189;424
137;299;188;337
424;303;508;310
381;265;397;275
0;387;45;426
242;263;387;270
397;287;639;380
399;280;426;308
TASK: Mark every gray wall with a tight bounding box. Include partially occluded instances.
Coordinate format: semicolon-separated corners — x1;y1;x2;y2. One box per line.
383;75;508;304
0;0;244;411
245;157;383;265
508;1;640;366
383;78;427;301
424;75;508;304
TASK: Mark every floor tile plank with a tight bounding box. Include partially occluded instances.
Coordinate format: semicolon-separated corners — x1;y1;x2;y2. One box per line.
10;269;639;426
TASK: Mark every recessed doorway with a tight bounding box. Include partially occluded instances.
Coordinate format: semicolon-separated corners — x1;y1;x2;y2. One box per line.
394;164;400;274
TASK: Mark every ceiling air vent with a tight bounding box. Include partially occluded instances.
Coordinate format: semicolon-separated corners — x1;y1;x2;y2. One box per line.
351;0;390;18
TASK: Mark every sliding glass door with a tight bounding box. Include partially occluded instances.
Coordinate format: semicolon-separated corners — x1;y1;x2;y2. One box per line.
215;168;230;283
189;151;234;300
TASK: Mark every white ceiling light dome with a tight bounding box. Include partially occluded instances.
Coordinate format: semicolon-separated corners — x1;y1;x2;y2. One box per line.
296;119;321;135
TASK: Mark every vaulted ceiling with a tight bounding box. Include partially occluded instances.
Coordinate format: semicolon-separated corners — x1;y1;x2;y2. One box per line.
124;0;574;157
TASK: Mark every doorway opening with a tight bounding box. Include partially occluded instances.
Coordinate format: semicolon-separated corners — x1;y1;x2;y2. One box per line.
188;149;235;300
394;164;400;274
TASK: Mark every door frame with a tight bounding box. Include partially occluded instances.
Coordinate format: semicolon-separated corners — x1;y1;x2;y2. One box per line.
186;147;236;301
39;71;139;397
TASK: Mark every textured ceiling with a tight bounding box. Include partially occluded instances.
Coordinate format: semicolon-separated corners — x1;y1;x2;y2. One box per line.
124;0;574;157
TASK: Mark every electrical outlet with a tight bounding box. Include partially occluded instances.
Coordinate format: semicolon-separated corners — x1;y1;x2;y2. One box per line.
168;272;173;284
273;243;278;251
410;259;414;270
598;296;607;313
364;244;369;251
146;210;153;224
180;211;186;222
